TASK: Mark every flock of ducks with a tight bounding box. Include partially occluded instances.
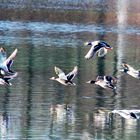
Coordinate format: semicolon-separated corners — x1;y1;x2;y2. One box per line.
49;40;140;120
0;40;140;120
50;40;139;89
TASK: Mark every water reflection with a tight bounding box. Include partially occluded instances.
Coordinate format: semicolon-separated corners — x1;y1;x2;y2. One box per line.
115;0;129;108
0;113;9;140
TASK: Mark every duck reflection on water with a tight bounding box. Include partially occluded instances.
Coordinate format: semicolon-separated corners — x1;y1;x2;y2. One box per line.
96;109;140;120
50;104;75;123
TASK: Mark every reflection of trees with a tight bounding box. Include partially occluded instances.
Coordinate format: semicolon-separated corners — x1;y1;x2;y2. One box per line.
0;89;10;140
115;0;129;108
0;1;140;139
95;1;106;108
24;44;33;139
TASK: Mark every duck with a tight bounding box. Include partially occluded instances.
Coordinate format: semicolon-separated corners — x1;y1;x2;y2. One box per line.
84;41;113;59
120;63;140;79
50;66;78;86
0;72;18;86
86;75;117;89
0;47;18;75
111;109;140;119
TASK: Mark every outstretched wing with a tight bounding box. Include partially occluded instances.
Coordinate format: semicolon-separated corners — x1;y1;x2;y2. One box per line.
0;47;7;64
85;44;104;59
85;45;97;59
4;48;18;65
66;66;78;81
54;66;67;80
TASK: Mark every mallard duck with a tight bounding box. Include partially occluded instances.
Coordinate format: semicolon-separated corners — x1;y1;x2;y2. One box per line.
0;47;18;75
50;66;78;86
86;75;117;89
84;41;113;59
120;63;140;79
0;72;18;86
111;110;140;119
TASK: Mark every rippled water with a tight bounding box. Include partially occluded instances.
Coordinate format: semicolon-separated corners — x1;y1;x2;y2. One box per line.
0;0;140;140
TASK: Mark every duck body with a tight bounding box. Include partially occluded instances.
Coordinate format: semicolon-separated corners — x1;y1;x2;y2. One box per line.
121;63;140;79
85;41;113;59
87;75;117;89
0;72;18;86
50;66;78;86
50;77;74;86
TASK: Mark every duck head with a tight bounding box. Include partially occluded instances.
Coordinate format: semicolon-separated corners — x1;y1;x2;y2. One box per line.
122;63;129;73
50;77;56;80
101;41;113;50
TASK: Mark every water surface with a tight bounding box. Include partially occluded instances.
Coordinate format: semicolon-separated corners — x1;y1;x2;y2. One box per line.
0;0;140;140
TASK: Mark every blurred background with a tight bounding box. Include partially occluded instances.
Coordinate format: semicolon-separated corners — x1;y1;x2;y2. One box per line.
0;0;140;140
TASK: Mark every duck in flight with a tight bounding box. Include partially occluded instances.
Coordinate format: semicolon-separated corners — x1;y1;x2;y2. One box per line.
84;41;113;59
120;63;140;79
86;75;117;90
0;47;18;75
50;66;78;86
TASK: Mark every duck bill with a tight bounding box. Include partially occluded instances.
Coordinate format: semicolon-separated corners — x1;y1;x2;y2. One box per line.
107;47;113;50
50;77;55;80
84;42;91;46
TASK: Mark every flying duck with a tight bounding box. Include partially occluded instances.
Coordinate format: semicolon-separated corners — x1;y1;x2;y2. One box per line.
120;63;140;79
111;110;140;119
0;47;18;75
50;66;78;86
86;75;117;89
84;41;113;59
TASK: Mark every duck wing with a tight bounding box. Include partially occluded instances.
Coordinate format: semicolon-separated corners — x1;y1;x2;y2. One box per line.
0;47;7;64
4;48;18;66
106;82;115;89
7;60;15;73
54;66;67;80
85;45;104;59
66;66;78;81
85;45;97;59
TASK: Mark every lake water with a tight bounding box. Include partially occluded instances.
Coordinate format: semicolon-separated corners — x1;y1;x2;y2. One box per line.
0;0;140;140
